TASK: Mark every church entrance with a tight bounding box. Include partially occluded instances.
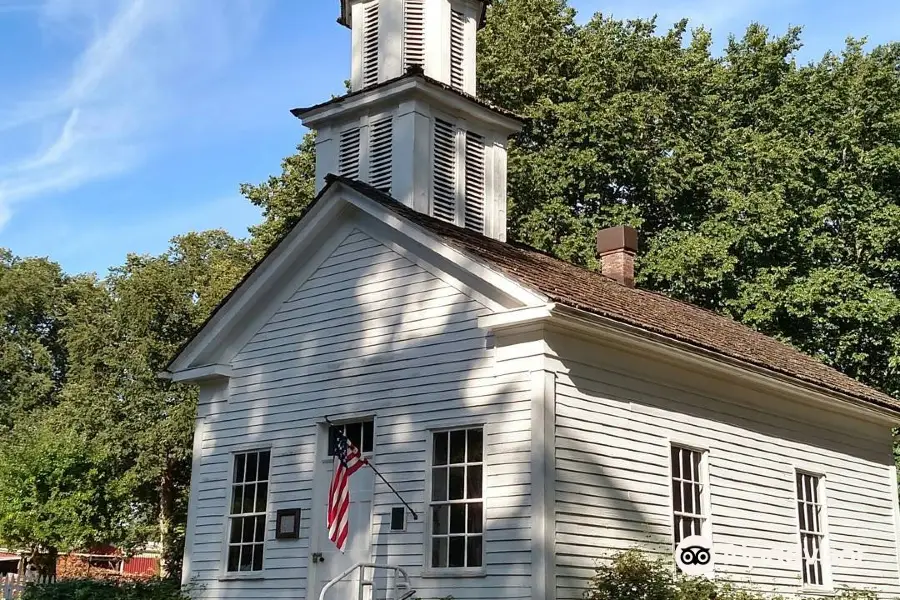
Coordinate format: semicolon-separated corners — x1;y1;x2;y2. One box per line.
310;421;375;600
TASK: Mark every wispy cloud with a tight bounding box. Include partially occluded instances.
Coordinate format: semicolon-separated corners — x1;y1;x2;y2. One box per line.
0;0;268;229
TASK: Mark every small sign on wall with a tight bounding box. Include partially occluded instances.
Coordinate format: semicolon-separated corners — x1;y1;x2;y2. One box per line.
275;508;301;540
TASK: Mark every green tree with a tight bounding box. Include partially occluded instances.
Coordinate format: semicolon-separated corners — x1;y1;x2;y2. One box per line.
241;133;318;257
62;230;254;578
0;252;85;424
0;408;131;575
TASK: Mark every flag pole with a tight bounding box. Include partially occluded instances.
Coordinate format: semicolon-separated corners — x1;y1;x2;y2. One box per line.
325;416;419;520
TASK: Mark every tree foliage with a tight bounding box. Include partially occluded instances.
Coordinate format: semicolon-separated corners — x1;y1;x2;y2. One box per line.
479;1;900;397
1;0;900;585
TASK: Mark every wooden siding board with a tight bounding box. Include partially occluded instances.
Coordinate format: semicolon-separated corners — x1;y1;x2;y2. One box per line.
552;343;900;599
185;228;532;600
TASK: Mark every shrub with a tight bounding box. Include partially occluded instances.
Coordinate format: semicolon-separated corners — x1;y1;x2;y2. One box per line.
584;550;879;600
21;579;189;600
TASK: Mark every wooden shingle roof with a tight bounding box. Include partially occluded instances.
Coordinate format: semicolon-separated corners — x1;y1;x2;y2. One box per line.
334;176;900;414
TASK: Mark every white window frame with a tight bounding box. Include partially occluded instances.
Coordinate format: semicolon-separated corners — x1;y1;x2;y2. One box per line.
221;447;272;578
795;469;831;590
668;443;711;546
423;424;487;577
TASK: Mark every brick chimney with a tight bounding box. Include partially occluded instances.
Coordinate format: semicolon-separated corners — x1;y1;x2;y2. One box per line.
596;226;638;287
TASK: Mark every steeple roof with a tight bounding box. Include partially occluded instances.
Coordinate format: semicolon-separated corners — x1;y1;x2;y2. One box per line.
337;0;491;29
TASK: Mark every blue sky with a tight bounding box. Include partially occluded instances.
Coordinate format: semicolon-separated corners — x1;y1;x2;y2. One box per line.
0;0;896;276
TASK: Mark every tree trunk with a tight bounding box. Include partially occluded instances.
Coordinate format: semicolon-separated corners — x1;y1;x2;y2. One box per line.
159;467;174;579
30;547;57;579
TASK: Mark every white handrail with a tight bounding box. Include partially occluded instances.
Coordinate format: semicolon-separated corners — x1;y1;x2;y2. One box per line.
318;562;414;600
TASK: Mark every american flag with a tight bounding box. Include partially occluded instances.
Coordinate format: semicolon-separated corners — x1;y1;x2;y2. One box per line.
327;428;368;552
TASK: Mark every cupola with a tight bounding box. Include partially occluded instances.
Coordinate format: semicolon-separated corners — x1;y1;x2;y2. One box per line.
339;0;489;94
293;0;520;242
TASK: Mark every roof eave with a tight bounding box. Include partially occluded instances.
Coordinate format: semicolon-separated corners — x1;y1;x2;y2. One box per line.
292;73;523;132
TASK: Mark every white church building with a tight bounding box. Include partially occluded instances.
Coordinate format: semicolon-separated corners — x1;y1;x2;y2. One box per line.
164;1;900;598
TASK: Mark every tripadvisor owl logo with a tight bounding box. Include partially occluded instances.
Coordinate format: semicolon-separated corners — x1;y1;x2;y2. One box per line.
675;535;714;577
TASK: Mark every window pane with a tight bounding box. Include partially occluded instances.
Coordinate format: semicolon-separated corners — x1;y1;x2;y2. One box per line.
449;430;466;464
233;454;246;484
242;517;255;543
432;467;448;501
467;503;483;534
243;484;256;515
363;421;374;453
672;480;682;511
671;447;680;478
683;482;693;513
231;485;243;515
431;537;448;568
258;451;270;481
328;426;339;457
346;422;362;449
255;515;266;542
246;453;258;483
467;535;483;568
449;467;465;500
433;432;448;466
432;505;449;535
450;504;466;534
256;482;268;513
239;545;253;571
252;544;264;571
227;546;240;572
230;518;242;544
681;450;692;481
448;536;465;568
467;429;483;462
467;465;483;499
681;517;692;541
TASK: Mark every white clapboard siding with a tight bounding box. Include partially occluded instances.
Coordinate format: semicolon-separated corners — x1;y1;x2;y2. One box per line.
464;131;486;233
187;228;533;600
549;341;900;599
432;118;457;224
403;0;425;70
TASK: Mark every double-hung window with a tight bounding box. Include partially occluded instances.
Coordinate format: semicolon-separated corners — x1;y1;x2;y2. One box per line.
670;445;708;545
796;472;828;586
429;427;484;569
227;450;271;572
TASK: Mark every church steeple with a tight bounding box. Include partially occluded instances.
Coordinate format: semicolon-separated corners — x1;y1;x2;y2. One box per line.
293;0;521;242
339;0;488;94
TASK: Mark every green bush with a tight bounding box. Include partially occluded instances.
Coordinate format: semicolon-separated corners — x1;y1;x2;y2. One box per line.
584;550;878;600
21;579;190;600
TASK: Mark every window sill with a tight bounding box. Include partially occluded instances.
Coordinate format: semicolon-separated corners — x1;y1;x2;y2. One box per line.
217;573;266;582
421;568;487;579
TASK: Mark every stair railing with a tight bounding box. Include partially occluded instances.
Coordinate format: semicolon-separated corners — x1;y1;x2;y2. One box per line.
318;562;415;600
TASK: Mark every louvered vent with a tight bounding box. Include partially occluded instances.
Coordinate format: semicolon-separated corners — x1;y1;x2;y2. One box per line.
339;128;361;179
403;0;425;70
450;10;465;91
363;2;380;87
433;119;457;223
464;132;486;233
368;117;393;191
